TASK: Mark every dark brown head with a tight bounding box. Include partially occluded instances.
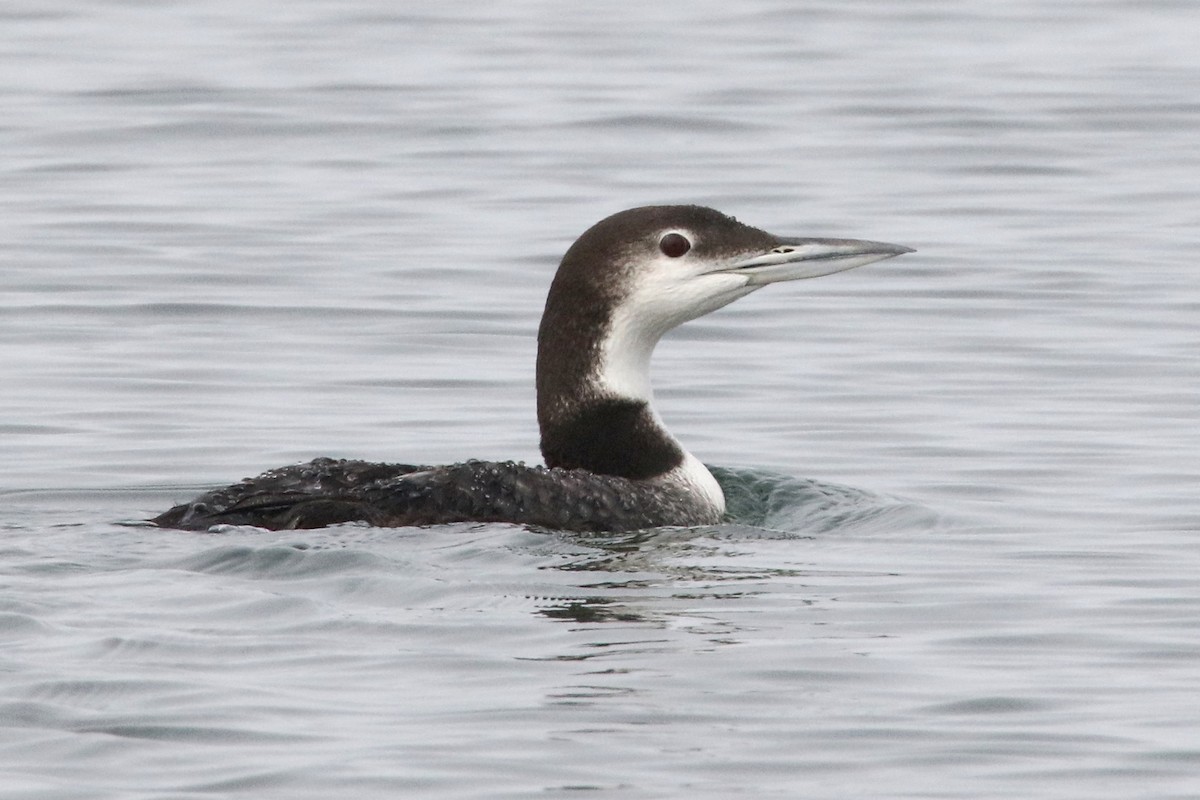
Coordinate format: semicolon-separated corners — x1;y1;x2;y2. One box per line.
535;204;913;477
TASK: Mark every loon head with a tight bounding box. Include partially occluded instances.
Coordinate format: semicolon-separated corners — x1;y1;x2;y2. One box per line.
536;205;913;498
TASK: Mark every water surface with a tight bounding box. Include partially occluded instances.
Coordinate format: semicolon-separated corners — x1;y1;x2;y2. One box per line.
3;1;1200;797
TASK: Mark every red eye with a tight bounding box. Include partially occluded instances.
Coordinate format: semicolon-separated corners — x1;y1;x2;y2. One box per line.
659;232;691;258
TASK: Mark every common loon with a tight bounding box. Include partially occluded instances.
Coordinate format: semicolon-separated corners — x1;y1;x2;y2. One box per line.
153;205;912;532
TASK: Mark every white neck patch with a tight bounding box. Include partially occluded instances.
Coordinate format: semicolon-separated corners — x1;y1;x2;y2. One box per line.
595;243;758;401
672;450;726;517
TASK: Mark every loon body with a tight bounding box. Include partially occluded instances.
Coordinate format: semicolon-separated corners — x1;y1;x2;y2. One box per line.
153;205;912;532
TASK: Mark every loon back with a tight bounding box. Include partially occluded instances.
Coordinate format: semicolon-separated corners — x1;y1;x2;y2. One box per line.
153;205;912;532
151;458;720;532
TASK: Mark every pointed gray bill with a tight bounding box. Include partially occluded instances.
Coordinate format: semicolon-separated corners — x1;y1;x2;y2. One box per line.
722;237;915;286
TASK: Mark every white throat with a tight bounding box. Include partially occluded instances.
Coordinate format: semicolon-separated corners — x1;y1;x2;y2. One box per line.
596;253;758;402
590;258;755;518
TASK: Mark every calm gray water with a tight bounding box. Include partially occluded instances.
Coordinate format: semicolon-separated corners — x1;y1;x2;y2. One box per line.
3;1;1199;797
